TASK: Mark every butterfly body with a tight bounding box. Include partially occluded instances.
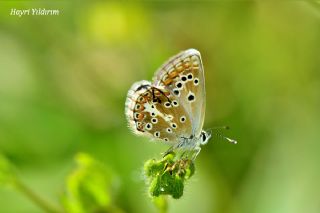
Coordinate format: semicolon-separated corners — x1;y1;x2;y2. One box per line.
125;49;211;158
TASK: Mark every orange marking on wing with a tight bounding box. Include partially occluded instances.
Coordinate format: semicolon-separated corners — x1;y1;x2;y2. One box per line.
135;105;145;111
163;78;173;85
183;57;192;68
137;123;144;131
192;67;199;71
168;71;179;78
154;90;161;96
137;113;144;120
163;91;170;96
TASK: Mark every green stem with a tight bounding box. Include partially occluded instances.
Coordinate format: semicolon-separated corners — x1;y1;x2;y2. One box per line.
153;195;168;213
13;179;63;213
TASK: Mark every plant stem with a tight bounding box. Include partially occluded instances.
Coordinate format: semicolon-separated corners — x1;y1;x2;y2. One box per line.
153;195;168;213
14;179;63;213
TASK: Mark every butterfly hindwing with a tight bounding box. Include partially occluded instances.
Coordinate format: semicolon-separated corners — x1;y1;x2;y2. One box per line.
125;81;192;144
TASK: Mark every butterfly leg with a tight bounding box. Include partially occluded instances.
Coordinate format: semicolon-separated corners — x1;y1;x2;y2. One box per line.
191;146;201;160
180;151;187;158
163;146;174;157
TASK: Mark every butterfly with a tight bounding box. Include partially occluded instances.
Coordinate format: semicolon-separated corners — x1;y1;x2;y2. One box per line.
125;49;212;159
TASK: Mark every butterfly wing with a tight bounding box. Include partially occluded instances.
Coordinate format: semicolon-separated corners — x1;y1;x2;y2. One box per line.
125;80;192;144
152;49;206;137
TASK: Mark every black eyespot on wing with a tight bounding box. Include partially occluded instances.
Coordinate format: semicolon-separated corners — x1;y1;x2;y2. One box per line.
187;74;193;80
146;123;151;129
180;116;186;123
154;131;160;137
173;90;180;96
188;94;195;101
164;102;171;107
153;97;162;104
138;96;144;102
181;76;187;81
136;84;150;91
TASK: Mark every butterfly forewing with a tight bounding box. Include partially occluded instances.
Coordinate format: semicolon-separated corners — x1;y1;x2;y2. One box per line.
125;80;192;144
152;49;206;137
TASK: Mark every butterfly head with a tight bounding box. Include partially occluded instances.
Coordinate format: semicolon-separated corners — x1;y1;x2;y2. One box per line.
200;130;211;145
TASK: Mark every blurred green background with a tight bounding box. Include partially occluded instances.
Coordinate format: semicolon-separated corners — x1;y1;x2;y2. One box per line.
1;1;320;212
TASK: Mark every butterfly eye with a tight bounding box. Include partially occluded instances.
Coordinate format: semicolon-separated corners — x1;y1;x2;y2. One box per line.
202;132;206;141
200;131;211;145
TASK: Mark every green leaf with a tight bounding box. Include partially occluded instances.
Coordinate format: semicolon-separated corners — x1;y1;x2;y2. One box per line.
0;154;16;186
62;153;121;213
144;153;195;200
152;196;168;213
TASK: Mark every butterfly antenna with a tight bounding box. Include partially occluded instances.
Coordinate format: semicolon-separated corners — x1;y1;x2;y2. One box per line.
215;132;237;144
208;126;237;144
212;126;230;130
223;135;237;144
